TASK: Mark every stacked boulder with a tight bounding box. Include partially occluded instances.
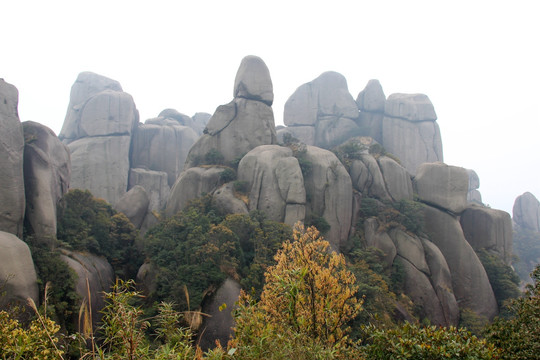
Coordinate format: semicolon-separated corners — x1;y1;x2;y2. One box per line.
382;94;443;175
414;163;498;320
0;79;38;306
279;71;361;149
59;72;139;206
167;56;277;216
184;55;277;169
356;79;386;143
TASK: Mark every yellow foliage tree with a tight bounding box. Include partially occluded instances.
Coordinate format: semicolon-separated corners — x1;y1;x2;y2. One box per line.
233;223;363;358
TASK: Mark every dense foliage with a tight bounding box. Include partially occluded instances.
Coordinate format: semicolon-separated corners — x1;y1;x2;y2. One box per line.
485;264;540;359
232;224;363;358
143;196;291;310
477;249;521;309
57;189;143;279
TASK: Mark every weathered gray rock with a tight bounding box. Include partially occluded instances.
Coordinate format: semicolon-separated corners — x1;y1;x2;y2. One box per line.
357;111;384;144
60;73;138;205
389;229;430;275
165;166;224;216
59;72;122;141
364;218;396;267
23;121;70;242
384;93;437;122
350;154;391;201
136;262;158;296
192;112;212;136
238;145;305;226
157;109;195;128
421;238;459;326
414;163;469;214
212;183;249;215
356;79;386;112
128;168;170;212
234;55;273;105
0;231;39;307
185;56;276;169
60;250;114;329
283;71;361;148
197;278;241;351
315;116;361;149
303;146;352;250
185;98;276;168
461;205;513;264
513;192;540;232
466;169;482;204
382;117;443;175
422;205;498;320
131;120;199;186
115;185;149;229
0;79;25;238
396;256;449;326
68;135;132;205
378;156;413;202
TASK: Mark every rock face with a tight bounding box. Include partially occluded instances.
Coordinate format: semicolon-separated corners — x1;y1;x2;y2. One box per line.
513;192;540;232
356;80;386;143
466;169;482;204
23;121;70;242
130;115;199;186
303;146;352;250
422;206;498;320
128;168;170;212
461;205;513;264
238;145;306;226
0;79;25;238
0;231;39;307
414;163;469;214
197;278;241;351
185;56;276;168
382;94;443;175
114;185;150;229
60;250;114;329
282;71;361;149
165;167;224;216
60;72;139;205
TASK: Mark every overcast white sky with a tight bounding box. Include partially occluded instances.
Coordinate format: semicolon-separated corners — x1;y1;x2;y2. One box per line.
1;0;539;215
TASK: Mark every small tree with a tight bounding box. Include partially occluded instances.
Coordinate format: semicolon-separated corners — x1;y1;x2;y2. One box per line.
233;223;363;357
485;264;540;359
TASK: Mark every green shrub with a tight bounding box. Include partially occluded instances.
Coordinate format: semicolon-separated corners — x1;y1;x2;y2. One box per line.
477;249;520;309
233;180;249;194
362;322;500;359
204;149;225;165
485;265;540;359
220;167;236;183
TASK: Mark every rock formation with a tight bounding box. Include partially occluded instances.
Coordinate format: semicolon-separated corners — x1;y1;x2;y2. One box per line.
281;71;361;148
23;121;70;243
60;250;114;329
356;79;386;143
302;146;352;250
414;162;468;214
115;185;150;229
382;94;443;175
513;192;540;232
184;56;277;168
461;205;513;264
130;112;199;187
466;169;482;204
60;72;139;205
0;79;25;238
0;231;39;307
237;145;306;226
197;278;241;351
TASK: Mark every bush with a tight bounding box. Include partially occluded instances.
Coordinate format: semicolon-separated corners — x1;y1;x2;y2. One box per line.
204;149;225;165
477;249;520;309
220;168;236;183
485;265;540;359
362;322;500;359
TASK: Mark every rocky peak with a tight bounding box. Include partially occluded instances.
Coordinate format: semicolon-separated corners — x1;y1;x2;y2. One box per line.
513;192;540;232
233;55;274;106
